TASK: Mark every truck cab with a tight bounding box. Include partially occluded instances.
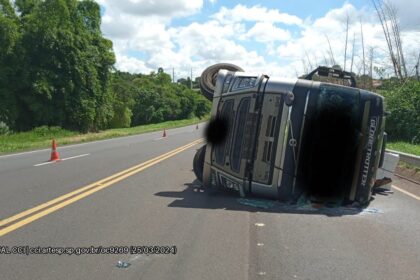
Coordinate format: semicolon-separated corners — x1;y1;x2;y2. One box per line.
194;64;386;206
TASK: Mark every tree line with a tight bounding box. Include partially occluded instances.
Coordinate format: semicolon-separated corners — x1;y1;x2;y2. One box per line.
110;69;210;128
0;0;210;134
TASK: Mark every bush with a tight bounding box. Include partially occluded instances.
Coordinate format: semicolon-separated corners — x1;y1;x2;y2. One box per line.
109;106;132;128
0;121;10;135
381;80;420;144
32;126;74;137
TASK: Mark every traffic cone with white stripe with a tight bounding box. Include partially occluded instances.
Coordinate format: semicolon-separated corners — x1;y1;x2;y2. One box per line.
49;139;60;161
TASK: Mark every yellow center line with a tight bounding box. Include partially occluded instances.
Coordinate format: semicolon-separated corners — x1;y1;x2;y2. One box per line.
0;139;202;228
0;139;204;237
392;185;420;201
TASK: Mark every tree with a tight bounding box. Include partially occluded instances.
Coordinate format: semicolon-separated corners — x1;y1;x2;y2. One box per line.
0;1;210;132
372;0;407;80
381;80;420;143
14;0;40;16
109;71;136;128
0;0;20;127
12;0;115;132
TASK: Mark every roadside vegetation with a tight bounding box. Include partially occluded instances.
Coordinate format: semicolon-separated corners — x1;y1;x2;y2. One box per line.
0;117;205;154
0;0;211;153
387;141;420;157
379;80;420;145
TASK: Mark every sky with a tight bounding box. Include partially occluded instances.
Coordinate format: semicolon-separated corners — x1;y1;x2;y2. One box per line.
97;0;420;80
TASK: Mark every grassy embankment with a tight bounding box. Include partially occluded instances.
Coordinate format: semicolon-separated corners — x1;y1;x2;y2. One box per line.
0;117;205;154
387;142;420;172
387;142;420;156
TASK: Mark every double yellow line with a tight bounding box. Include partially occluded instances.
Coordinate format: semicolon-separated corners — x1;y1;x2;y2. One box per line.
0;139;204;237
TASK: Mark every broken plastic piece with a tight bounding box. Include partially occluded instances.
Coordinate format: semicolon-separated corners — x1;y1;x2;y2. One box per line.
361;208;382;214
296;193;311;206
116;261;131;268
237;198;275;209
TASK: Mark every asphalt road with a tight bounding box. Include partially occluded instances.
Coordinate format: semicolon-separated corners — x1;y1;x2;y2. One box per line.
0;124;419;280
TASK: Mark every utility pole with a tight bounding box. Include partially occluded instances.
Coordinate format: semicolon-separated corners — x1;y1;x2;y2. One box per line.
350;32;355;74
325;35;336;66
172;68;175;83
190;68;193;89
369;47;374;90
416;52;420;81
360;19;366;88
344;15;349;71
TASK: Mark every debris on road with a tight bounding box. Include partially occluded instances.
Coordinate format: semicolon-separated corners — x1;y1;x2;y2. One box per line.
360;207;383;214
116;261;131;269
237;198;275;209
237;195;383;216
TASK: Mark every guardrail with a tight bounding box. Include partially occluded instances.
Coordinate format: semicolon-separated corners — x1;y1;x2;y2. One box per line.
386;149;420;166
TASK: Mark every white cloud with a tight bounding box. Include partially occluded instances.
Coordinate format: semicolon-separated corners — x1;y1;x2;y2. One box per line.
169;20;268;78
212;4;303;25
98;0;203;17
243;22;291;43
99;1;420;80
115;55;154;74
386;0;420;30
276;3;420;77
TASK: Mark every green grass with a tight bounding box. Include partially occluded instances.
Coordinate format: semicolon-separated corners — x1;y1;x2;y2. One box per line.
0;117;205;154
387;141;420;156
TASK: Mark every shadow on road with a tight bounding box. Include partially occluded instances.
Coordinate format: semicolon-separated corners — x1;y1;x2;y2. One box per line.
154;179;370;217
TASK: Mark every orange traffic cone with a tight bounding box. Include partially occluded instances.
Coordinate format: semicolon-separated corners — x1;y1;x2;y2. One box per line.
163;129;167;137
50;139;60;161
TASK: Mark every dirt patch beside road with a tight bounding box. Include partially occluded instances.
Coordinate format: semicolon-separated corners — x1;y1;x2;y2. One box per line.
395;164;420;185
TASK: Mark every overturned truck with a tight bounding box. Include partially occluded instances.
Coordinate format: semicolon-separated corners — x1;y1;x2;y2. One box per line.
193;64;387;206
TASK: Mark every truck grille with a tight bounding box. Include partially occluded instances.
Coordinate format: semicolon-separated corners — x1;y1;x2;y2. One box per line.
231;97;250;172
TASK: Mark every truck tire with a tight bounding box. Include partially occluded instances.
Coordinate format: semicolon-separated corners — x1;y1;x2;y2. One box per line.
199;63;243;101
193;145;206;182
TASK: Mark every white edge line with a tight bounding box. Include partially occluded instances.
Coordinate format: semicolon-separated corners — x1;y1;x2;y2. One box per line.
34;154;90;167
61;153;90;161
34;161;56;167
0;123;204;159
392;185;420;201
1;148;51;159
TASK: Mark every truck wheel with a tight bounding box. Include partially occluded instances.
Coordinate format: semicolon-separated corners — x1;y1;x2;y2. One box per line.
193;145;206;182
200;63;243;101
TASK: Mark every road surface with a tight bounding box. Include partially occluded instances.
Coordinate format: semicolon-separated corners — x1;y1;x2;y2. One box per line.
0;124;419;280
